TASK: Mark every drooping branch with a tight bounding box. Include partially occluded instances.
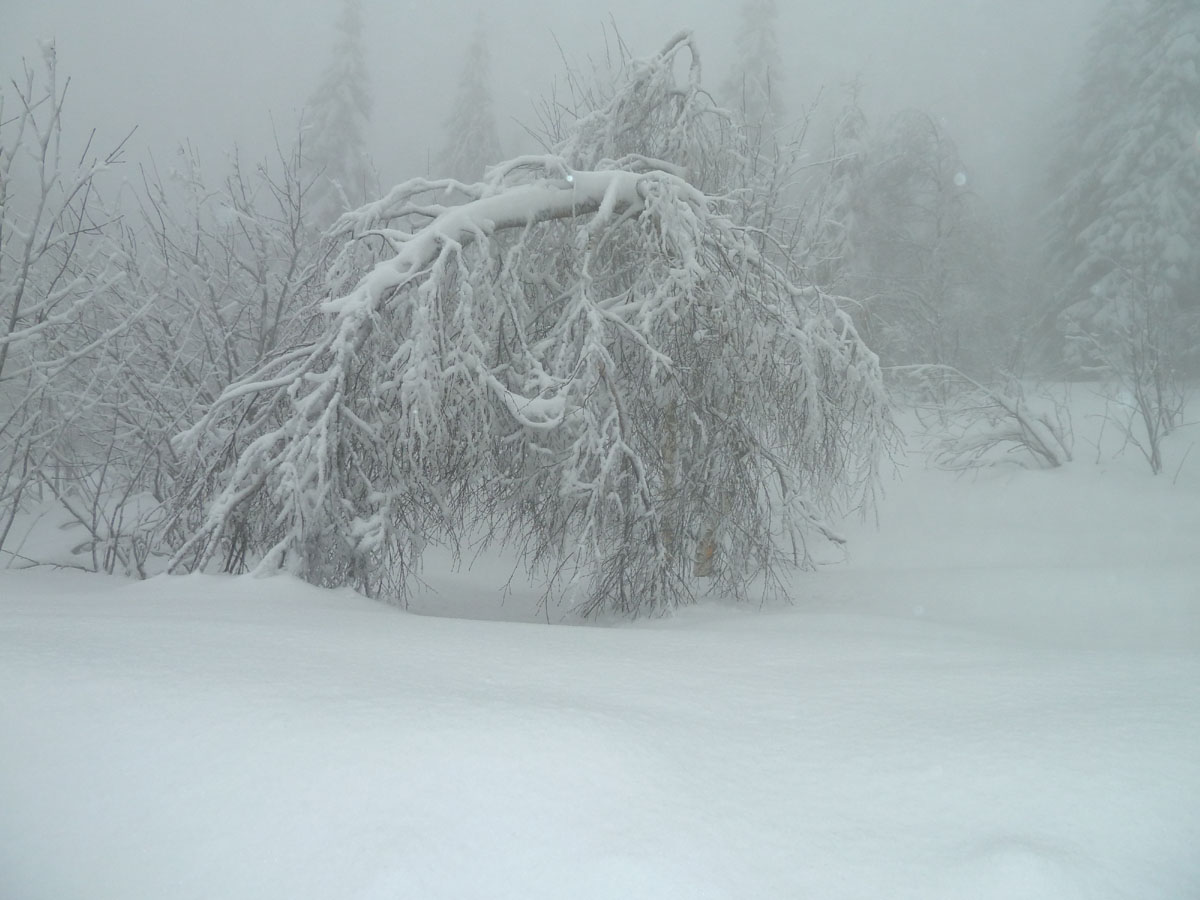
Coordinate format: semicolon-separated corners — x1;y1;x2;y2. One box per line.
170;162;703;574
170;32;889;616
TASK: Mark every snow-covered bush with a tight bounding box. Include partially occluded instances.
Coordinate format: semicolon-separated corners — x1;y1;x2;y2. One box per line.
898;366;1072;470
94;134;328;571
0;47;133;565
1065;279;1189;476
302;0;376;224
170;32;891;616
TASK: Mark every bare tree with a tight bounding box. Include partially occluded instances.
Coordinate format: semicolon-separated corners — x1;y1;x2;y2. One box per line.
2;96;327;575
303;0;375;226
896;366;1073;470
0;46;133;566
1064;261;1188;475
83;130;329;571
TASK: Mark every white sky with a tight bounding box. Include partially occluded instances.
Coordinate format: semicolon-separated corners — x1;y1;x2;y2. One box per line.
2;0;1099;208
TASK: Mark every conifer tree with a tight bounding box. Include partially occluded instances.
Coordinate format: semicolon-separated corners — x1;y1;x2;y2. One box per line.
1047;0;1200;369
303;0;375;225
827;110;995;370
438;28;503;184
721;0;785;131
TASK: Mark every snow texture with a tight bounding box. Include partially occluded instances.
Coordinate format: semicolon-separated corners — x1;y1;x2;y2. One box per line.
2;392;1198;900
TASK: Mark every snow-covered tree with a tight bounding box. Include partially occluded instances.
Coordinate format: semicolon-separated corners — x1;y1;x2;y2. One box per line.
101;135;327;569
0;118;328;574
438;27;503;184
170;33;890;618
721;0;785;132
822;109;1002;374
1047;0;1200;370
303;0;375;226
0;47;133;563
1044;0;1199;469
806;90;870;293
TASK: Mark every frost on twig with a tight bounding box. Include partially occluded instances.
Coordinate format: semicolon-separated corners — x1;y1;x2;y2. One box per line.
0;48;136;565
170;33;889;617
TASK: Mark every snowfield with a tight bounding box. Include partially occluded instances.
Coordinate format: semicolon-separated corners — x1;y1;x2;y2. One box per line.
2;397;1199;899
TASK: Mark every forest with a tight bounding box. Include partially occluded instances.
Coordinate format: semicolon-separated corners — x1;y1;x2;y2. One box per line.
2;0;1196;615
2;2;1199;897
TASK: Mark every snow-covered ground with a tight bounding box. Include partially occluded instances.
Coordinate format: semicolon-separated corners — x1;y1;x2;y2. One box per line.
2;388;1199;899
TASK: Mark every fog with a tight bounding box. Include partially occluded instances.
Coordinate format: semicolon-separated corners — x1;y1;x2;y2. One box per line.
3;0;1098;210
5;4;1200;892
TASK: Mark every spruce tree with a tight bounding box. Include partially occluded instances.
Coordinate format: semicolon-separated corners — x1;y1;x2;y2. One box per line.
303;0;375;225
721;0;785;131
1047;0;1200;369
838;110;994;370
809;91;870;294
171;34;889;617
438;28;502;184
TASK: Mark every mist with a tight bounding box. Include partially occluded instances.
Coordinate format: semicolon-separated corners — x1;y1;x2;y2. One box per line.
4;1;1200;895
3;0;1098;210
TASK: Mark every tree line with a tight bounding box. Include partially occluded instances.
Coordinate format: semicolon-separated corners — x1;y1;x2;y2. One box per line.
1;0;1195;612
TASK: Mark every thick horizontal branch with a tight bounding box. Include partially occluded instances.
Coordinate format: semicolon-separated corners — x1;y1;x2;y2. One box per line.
324;166;698;315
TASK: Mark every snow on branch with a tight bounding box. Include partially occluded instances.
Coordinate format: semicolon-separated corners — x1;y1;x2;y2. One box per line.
170;33;889;616
896;365;1073;470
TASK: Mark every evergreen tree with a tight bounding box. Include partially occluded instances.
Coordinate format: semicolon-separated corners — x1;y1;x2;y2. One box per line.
823;109;998;371
808;90;870;293
438;28;502;184
303;0;375;225
1047;0;1200;369
721;0;785;131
